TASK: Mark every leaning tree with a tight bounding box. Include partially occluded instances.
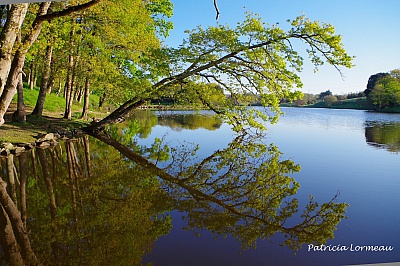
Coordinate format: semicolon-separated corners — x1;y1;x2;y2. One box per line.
84;13;354;133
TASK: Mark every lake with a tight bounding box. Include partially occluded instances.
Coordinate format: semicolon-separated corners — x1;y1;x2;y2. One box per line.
138;107;400;266
0;107;399;265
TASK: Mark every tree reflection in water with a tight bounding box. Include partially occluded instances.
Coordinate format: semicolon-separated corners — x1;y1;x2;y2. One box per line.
365;121;400;152
0;128;348;265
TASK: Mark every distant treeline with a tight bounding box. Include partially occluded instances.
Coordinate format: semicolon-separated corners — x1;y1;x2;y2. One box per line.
282;68;400;112
282;90;365;108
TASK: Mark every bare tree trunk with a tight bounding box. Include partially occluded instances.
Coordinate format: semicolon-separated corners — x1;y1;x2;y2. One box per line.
63;21;76;120
46;73;55;94
12;72;26;122
81;76;90;120
0;4;28;96
83;98;146;132
29;62;35;90
75;85;83;102
32;44;53;116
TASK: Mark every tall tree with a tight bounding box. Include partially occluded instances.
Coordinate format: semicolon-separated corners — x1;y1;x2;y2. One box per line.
0;4;29;96
92;130;348;251
365;72;390;97
85;14;354;132
0;0;101;126
366;69;400;110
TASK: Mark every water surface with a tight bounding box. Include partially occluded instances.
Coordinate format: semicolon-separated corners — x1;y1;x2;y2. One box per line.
0;108;399;265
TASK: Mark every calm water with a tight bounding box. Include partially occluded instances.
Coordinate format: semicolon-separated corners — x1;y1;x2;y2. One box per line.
139;108;400;266
1;107;399;265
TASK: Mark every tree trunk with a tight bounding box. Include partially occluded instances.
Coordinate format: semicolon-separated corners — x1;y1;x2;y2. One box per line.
46;52;58;94
32;44;53;116
46;75;55;94
63;21;76;120
12;72;26;122
37;148;57;219
0;205;25;266
6;155;17;205
0;2;51;127
0;4;29;96
18;152;28;229
29;62;35;90
0;179;41;265
83;135;91;178
81;76;90;120
83;98;147;132
56;79;62;96
0;1;101;127
98;91;107;110
65;141;81;255
75;86;83;102
0;50;28;126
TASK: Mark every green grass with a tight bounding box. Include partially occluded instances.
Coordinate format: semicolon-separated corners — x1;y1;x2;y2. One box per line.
2;85;104;143
14;84;100;114
304;97;369;110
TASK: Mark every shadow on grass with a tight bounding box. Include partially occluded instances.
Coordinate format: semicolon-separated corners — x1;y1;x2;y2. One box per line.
1;113;88;143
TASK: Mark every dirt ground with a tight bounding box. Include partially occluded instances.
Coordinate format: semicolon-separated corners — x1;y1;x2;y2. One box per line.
0;103;90;143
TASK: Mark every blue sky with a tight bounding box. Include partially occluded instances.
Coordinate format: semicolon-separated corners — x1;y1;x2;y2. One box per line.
165;0;400;95
4;0;399;94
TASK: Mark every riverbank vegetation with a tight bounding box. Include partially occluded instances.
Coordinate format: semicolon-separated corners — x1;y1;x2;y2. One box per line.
0;1;354;135
280;90;368;110
0;3;356;264
282;69;400;112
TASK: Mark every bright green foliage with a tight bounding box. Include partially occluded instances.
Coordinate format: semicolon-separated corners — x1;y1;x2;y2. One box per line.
22;0;174;113
145;13;354;132
368;69;400;111
0;126;349;260
157;112;223;131
3;137;173;265
145;0;174;37
365;121;400;152
139;132;349;251
80;0;173;104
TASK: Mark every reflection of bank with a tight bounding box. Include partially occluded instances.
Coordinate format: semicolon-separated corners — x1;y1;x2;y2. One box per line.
0;131;348;265
365;121;400;152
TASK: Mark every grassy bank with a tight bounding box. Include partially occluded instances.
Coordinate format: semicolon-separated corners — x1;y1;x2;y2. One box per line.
1;86;103;143
18;84;100;115
303;97;369;110
282;97;400;113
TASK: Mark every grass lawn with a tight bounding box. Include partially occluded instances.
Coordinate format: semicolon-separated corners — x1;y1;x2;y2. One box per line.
304;97;369;110
1;86;103;143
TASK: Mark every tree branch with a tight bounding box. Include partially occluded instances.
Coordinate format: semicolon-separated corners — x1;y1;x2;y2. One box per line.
214;0;220;20
36;0;100;22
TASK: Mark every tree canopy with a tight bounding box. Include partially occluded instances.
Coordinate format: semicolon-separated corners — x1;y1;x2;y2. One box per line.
365;69;400;111
0;2;354;129
0;0;173;125
83;12;354;132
